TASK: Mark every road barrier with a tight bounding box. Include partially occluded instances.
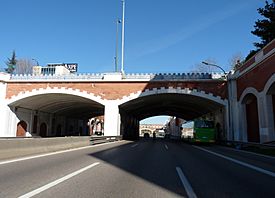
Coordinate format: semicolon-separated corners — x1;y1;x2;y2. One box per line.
0;136;90;161
90;136;122;145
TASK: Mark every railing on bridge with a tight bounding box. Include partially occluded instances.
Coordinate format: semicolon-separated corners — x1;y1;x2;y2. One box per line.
9;72;226;81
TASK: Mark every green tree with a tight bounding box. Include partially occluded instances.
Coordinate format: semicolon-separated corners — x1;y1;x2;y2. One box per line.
246;0;275;60
251;0;275;49
5;50;17;73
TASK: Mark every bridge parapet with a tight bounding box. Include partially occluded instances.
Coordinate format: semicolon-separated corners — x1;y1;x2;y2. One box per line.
9;72;225;82
0;72;10;81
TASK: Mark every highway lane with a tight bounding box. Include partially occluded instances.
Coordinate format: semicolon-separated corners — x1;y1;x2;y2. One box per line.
0;139;275;197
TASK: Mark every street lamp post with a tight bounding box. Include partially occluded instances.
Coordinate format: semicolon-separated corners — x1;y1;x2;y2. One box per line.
202;61;233;141
201;61;226;75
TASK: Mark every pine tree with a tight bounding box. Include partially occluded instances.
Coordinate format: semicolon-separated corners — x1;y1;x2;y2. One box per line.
5;50;17;74
251;0;275;49
246;0;275;61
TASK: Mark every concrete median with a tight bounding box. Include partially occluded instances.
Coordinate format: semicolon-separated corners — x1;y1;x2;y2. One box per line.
0;136;90;161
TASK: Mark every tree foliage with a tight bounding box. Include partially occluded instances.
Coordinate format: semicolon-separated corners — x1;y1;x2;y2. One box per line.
192;58;217;73
15;58;35;74
228;52;243;70
5;50;17;73
251;0;275;49
246;0;275;61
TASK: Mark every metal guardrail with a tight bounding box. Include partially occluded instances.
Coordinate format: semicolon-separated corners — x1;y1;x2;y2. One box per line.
90;136;122;145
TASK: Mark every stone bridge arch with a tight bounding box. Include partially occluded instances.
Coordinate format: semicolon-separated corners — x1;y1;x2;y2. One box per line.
118;87;228;139
6;87;105;137
118;86;227;106
7;86;105;106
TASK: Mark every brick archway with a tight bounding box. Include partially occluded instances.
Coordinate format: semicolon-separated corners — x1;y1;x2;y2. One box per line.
17;121;27;137
242;93;260;143
118;86;227;106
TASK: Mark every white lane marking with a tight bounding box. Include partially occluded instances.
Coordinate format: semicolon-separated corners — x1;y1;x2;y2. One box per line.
0;141;124;165
176;167;197;198
193;146;275;178
165;144;168;150
222;146;275;159
19;162;100;198
131;143;139;148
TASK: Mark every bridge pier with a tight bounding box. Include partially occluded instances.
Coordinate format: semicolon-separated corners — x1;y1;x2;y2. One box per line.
120;113;139;140
255;92;275;142
263;94;275;141
227;75;238;141
0;74;14;137
104;101;121;136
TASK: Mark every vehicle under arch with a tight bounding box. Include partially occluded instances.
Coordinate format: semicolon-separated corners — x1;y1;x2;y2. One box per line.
119;93;227;140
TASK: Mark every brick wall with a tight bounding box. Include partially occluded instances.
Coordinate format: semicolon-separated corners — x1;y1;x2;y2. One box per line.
6;80;227;100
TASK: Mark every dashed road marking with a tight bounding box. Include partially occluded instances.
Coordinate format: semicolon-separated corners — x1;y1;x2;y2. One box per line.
131;143;139;148
176;167;197;198
165;144;168;150
0;141;123;165
19;162;100;198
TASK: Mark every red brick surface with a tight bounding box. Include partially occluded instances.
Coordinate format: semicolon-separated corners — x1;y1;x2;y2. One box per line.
6;81;227;100
237;54;275;100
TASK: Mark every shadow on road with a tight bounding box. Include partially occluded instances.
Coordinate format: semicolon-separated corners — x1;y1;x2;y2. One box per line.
88;138;186;196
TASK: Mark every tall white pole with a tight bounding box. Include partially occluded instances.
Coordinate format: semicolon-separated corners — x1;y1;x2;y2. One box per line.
115;19;120;72
121;0;125;73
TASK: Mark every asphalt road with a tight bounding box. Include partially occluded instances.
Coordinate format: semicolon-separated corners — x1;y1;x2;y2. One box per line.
0;139;275;198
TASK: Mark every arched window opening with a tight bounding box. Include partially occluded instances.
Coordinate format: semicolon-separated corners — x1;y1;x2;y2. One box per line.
242;94;260;142
17;121;27;137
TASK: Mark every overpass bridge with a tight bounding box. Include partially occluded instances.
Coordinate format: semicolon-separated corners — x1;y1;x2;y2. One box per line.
0;39;274;142
0;72;228;140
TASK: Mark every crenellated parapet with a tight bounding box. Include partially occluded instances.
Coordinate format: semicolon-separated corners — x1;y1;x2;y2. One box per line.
8;72;226;82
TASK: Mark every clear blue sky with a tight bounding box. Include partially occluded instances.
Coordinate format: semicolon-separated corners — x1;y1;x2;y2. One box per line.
0;0;266;124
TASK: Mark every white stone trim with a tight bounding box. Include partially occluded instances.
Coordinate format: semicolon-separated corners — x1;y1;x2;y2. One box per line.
263;73;275;94
118;87;227;106
262;74;275;141
239;87;260;104
238;82;275;142
6;87;106;106
238;48;275;78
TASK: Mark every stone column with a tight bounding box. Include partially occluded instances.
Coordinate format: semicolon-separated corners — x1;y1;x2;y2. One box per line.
264;94;275;141
258;93;274;142
0;73;13;137
228;75;240;141
104;101;121;136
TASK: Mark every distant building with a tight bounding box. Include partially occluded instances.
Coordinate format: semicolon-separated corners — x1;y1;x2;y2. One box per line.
139;124;164;136
88;116;104;136
32;63;78;75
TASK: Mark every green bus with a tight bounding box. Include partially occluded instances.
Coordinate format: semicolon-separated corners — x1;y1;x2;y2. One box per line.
182;120;215;143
